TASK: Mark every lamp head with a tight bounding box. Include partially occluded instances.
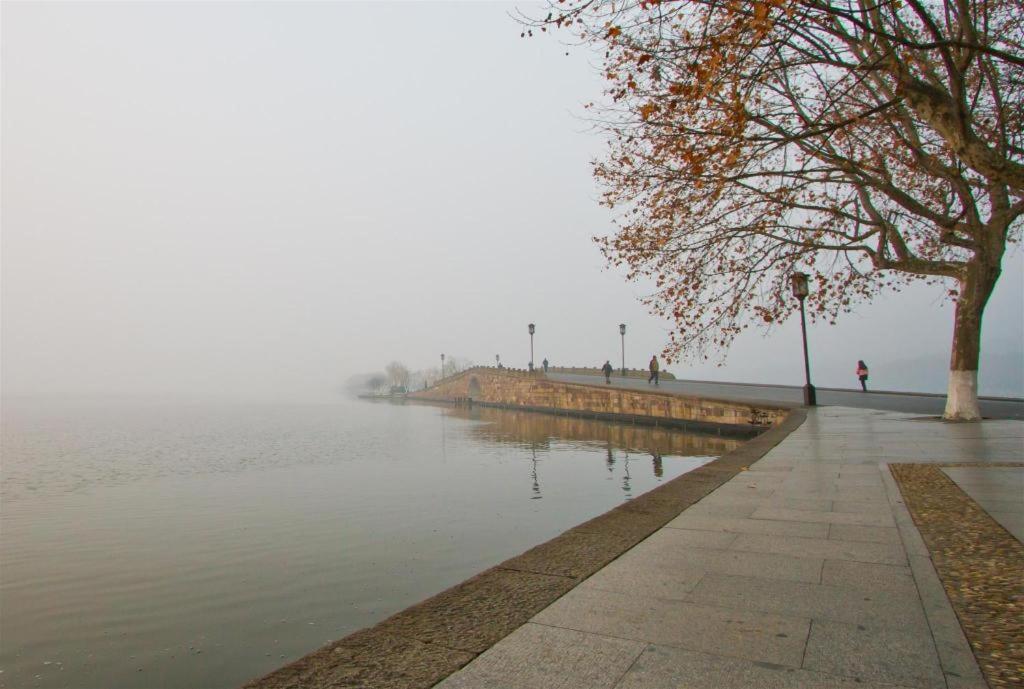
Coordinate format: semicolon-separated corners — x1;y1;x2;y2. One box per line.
790;272;810;299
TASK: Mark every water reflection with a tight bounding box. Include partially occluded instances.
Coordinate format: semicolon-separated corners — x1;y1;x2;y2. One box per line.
2;400;729;689
443;406;742;499
444;406;742;457
622;450;632;498
530;447;541;499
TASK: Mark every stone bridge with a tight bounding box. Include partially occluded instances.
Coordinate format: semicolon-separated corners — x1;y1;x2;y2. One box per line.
407;367;788;436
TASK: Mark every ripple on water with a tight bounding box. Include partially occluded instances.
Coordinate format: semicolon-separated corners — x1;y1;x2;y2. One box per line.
1;400;736;689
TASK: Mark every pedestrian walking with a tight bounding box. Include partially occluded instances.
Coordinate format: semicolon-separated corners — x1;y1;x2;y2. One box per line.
856;360;869;392
542;358;549;373
602;360;614;384
648;355;660;386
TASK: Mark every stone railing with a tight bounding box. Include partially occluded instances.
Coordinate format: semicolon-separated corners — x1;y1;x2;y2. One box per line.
547;366;677;381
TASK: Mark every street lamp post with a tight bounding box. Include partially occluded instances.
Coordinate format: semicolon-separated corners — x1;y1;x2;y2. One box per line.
789;273;817;406
440;353;445;381
619;323;627;376
528;323;535;370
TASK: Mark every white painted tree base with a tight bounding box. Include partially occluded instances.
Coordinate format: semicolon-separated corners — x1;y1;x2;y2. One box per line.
944;370;982;421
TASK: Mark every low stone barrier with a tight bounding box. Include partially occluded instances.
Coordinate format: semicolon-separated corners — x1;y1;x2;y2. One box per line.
548;366;677;381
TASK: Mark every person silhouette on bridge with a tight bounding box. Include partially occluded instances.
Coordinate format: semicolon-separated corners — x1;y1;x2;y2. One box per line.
648;355;660;386
602;360;614;384
856;360;869;392
542;358;549;373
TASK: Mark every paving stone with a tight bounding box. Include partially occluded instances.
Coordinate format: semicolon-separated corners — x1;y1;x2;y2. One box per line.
498;529;644;580
532;586;811;668
575;502;684;540
986;510;1024;541
942;466;1024;487
630;527;740;551
777;487;890;502
881;469;984;688
685;574;927;630
240;628;476;689
753;454;809;463
831;499;896;515
684;498;761;518
615;644;919;689
803;619;945;689
708;484;779;498
376;568;577;654
725;472;788;485
778;479;843;489
944;678;991;689
435;623;644;689
827;524;902;544
779;466;841;475
762;497;835;512
838;466;886;476
819;560;916;595
952;487;1024;503
832;477;885;488
666;514;830;538
579;559;707;600
611;536;824;584
730;534;906;566
750;506;895;528
835;472;884;483
957;496;1024;513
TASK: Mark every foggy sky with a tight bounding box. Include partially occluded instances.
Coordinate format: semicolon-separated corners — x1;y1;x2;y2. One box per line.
3;1;1022;402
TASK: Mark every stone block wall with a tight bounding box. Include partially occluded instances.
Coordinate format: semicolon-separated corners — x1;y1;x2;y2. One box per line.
407;367;787;434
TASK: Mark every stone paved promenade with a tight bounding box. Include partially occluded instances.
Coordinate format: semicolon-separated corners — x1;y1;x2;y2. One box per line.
436;407;1023;689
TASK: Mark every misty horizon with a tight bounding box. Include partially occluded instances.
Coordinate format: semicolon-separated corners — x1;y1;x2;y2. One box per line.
3;2;1022;403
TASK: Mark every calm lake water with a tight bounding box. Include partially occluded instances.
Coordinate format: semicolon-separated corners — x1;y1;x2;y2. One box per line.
1;398;741;689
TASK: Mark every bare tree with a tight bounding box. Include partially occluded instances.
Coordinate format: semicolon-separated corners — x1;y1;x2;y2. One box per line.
529;0;1023;420
385;361;410;390
443;355;474;377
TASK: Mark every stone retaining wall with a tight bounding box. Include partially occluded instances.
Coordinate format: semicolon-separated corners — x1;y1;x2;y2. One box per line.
408;367;787;435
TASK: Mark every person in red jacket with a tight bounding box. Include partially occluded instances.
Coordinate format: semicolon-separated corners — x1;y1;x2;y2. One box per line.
856;360;869;391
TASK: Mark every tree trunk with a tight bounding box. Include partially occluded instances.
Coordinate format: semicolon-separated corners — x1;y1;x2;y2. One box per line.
943;259;1002;422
